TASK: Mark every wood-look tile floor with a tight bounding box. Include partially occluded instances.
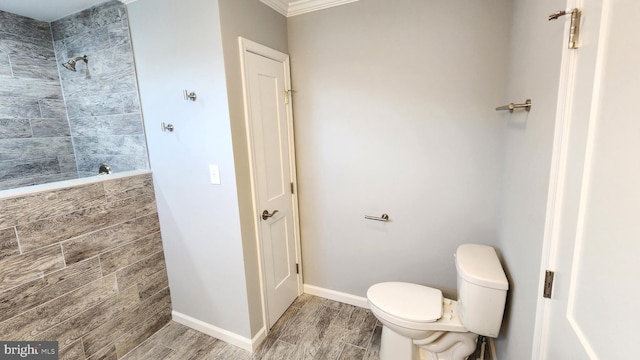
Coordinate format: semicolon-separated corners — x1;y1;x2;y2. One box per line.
121;294;382;360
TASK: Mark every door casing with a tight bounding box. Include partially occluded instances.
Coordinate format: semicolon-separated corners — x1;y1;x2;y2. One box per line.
238;36;303;332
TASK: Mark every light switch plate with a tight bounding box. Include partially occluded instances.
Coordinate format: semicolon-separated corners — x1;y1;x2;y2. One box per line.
209;164;221;185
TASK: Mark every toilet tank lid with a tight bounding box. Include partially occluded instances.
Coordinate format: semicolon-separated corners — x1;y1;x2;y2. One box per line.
455;244;509;290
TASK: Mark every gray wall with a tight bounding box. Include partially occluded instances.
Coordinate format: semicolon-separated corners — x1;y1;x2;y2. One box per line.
0;173;171;359
287;0;511;298
128;0;253;339
497;0;565;357
0;10;76;190
218;0;289;337
52;0;148;177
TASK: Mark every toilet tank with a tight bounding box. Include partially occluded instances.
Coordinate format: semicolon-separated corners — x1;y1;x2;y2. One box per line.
455;244;509;338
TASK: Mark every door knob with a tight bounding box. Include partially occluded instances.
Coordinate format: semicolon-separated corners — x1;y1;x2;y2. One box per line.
261;210;279;220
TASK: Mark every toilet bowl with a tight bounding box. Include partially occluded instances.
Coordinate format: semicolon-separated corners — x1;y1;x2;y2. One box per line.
366;244;508;360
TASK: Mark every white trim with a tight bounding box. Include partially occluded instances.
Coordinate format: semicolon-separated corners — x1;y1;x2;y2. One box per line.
531;0;579;357
288;0;359;17
238;37;304;331
260;0;289;16
172;311;267;352
118;0;138;4
261;0;359;17
303;284;369;308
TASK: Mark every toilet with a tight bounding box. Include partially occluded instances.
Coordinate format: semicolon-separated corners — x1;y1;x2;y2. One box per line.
367;244;508;360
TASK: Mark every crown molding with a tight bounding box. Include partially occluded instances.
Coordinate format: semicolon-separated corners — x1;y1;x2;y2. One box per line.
261;0;359;17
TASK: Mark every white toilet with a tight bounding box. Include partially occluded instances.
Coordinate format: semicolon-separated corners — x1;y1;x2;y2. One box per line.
367;244;508;360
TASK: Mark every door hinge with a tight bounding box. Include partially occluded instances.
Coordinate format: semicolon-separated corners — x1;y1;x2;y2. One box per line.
548;8;581;49
295;263;299;274
543;270;555;299
284;90;291;104
290;182;295;194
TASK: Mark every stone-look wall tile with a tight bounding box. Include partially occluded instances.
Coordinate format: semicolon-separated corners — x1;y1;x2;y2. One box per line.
0;182;105;229
91;1;128;29
0;119;33;139
0;172;78;192
70;114;143;137
64;28;110;56
0;137;73;161
121;93;141;114
0;258;102;323
58;155;79;173
40;285;140;350
0;32;56;60
0;244;65;292
82;287;171;357
100;232;163;275
0;54;11;76
0;274;118;340
31;118;72;137
103;172;153;201
73;135;147;157
108;26;130;47
64;94;123;118
0;227;19;260
51;10;93;41
11;56;60;81
17;193;157;252
62;213;160;265
0;77;64;99
0;98;41;119
0;11;51;42
76;154;148;174
0;158;63;182
40;99;69;118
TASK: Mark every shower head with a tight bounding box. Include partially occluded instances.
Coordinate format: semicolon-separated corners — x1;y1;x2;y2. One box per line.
62;55;88;71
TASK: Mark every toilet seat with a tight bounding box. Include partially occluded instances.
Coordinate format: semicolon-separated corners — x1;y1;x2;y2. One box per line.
367;282;467;333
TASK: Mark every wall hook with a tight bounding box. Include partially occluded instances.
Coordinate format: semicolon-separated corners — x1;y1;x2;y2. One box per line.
184;90;197;101
161;122;174;132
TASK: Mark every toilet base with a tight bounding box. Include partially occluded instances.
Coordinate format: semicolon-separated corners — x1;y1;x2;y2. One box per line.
379;326;478;360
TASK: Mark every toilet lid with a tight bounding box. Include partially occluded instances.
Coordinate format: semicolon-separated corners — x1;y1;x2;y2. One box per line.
367;282;443;323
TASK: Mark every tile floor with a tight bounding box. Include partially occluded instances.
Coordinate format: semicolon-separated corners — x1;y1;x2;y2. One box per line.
121;294;382;360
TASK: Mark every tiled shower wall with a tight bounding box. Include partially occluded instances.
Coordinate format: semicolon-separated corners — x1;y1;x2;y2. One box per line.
0;0;149;191
0;10;77;190
52;0;149;177
0;173;171;359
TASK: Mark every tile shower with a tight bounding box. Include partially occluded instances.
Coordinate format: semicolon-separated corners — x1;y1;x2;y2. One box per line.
0;0;148;190
0;2;169;359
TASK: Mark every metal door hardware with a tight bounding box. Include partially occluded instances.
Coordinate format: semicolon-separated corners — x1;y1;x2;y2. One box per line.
549;8;582;49
364;214;390;222
184;90;197;101
161;122;174;132
543;270;555;299
261;209;279;220
496;99;532;113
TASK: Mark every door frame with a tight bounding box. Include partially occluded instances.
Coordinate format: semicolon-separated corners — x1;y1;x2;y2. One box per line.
238;37;304;330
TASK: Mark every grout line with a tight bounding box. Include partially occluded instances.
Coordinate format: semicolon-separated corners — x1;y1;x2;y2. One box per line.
14;226;22;254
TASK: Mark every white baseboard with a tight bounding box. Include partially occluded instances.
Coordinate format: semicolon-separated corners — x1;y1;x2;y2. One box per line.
303;284;369;308
171;311;266;352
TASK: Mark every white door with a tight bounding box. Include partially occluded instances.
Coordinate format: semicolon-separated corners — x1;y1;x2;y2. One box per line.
240;38;301;329
535;1;640;358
